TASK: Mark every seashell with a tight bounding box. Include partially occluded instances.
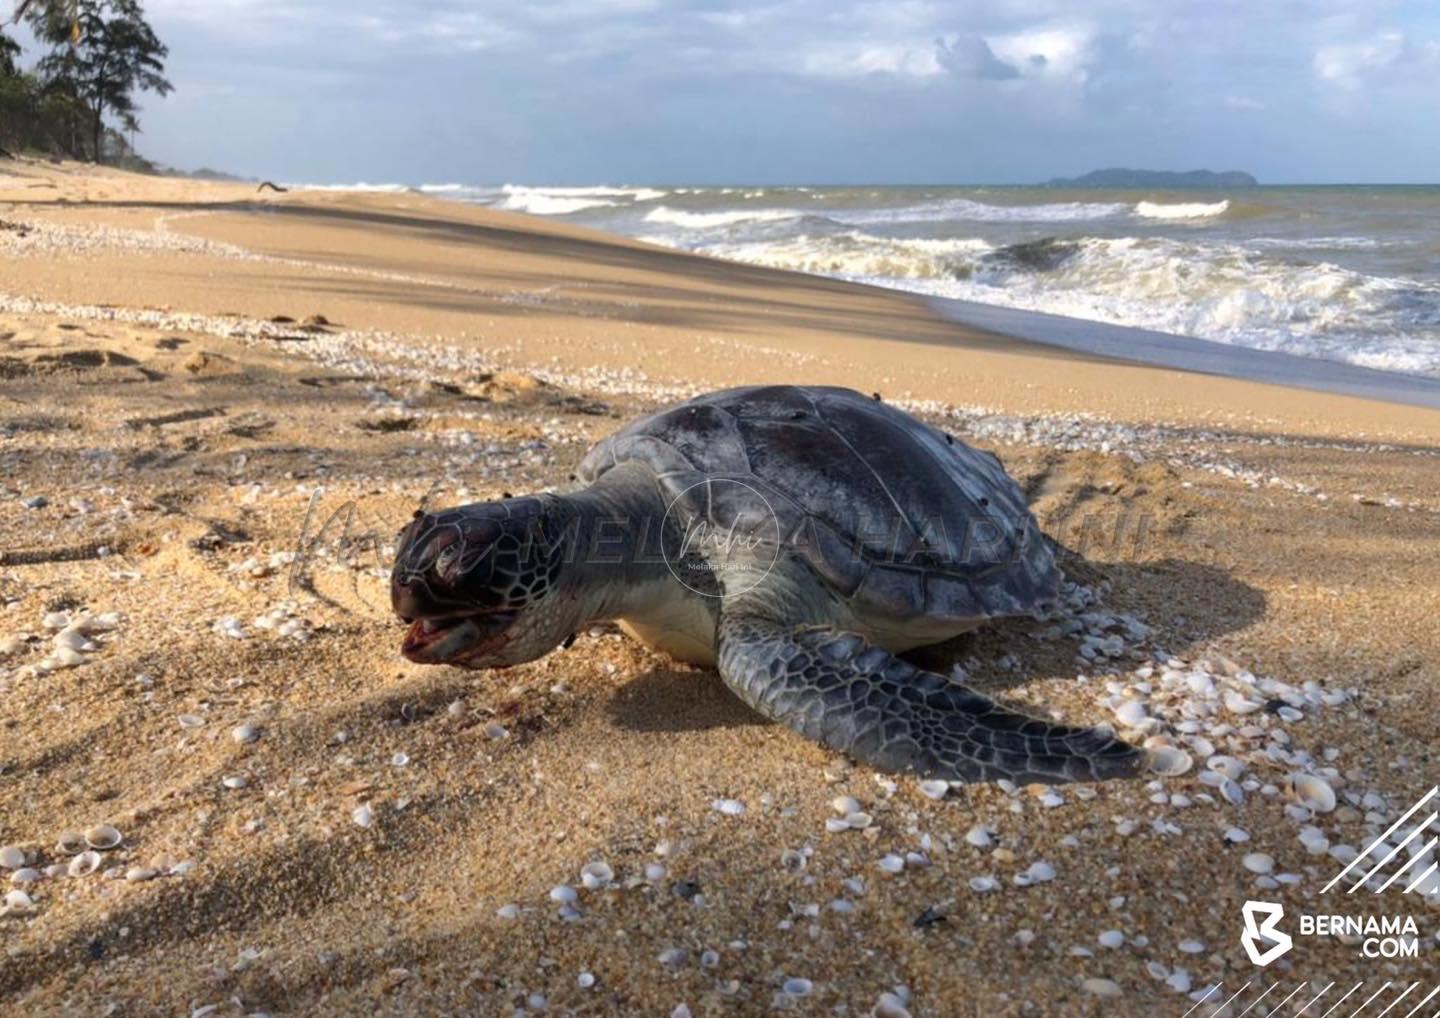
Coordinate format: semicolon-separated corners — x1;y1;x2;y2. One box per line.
51;646;86;668
41;611;71;631
10;868;39;885
55;831;86;855
1206;755;1244;780
222;776;247;790
711;798;745;816
968;875;999;892
579;861;613;889
844;811;873;829
85;825;122;850
549;884;578;904
1147;746;1192;776
1097;930;1124;949
0;846;25;869
1287;773;1336;813
81;612;123;633
1224;690;1263;715
483;722;509;740
917;780;949;800
178;714;205;729
2;889;35;913
169;860;196;876
1082;978;1123;997
782;978;813;997
1177;938;1206;953
657;947;687;967
643;862;666;881
832;795;861;816
352;805;374;828
391;752;409;767
780;849;806;872
231;724;260;744
965;824;994;848
125;866;159;882
1113;700;1149;727
577;971;596;988
875;992;913;1018
824;817;850;833
1242;852;1274;874
496;903;520;919
877;854;904;874
53;627;97;652
68;850;102;876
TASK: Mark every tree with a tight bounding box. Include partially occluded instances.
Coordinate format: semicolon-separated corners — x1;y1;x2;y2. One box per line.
29;0;169;163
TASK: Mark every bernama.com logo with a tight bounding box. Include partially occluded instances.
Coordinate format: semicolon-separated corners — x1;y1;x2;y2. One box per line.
1240;901;1422;966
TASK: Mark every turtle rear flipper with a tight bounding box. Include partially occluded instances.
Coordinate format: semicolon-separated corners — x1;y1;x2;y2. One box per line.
716;612;1140;785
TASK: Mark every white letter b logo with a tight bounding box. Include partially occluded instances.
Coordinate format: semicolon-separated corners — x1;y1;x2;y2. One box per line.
1241;900;1292;967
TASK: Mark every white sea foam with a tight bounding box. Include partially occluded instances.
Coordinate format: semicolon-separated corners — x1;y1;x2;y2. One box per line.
1133;199;1230;219
642;206;803;229
496;184;669;215
673;230;1440;376
836;199;1126;226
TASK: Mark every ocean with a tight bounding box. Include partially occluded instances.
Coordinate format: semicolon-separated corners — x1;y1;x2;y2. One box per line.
409;183;1440;380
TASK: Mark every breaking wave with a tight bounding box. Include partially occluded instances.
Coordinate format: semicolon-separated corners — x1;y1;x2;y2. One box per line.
1134;199;1231;220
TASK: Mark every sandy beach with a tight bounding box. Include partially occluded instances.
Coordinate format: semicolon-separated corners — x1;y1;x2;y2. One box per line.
2;159;1438;1016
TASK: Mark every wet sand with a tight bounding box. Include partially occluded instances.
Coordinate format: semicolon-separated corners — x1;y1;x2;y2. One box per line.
1;158;1437;1016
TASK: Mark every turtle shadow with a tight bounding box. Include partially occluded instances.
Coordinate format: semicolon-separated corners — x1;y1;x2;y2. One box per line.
607;666;767;733
908;557;1269;696
607;558;1265;735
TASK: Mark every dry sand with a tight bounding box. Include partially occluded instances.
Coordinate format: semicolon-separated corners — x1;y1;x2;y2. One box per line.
1;159;1437;1016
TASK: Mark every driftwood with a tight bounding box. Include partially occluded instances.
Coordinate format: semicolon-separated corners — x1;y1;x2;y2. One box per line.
256;180;289;193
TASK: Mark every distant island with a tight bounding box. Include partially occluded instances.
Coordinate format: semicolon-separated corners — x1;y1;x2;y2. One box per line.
1045;168;1258;188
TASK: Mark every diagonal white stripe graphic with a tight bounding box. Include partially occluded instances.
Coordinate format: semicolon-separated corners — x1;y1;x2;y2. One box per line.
1404;861;1437;894
1179;983;1222;1018
1266;983;1306;1016
1235;982;1278;1018
1350;983;1393;1017
1213;981;1255;1017
1376;837;1437;894
1401;985;1439;1018
1318;983;1365;1018
1375;984;1420;1018
1351;815;1438;893
1297;982;1339;1017
1322;787;1438;894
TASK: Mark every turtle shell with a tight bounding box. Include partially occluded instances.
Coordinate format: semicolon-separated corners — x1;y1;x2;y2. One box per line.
576;385;1058;620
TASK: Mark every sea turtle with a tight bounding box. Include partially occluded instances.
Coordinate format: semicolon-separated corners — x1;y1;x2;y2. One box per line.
391;385;1139;784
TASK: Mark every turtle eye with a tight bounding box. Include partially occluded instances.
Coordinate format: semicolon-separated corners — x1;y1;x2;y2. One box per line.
434;543;461;577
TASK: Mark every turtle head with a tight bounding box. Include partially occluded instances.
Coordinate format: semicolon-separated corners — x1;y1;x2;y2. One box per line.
391;496;579;669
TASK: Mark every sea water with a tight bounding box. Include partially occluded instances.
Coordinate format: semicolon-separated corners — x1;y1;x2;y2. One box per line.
437;183;1440;379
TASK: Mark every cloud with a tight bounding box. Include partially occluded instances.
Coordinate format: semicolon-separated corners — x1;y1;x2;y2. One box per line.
935;35;1021;80
988;24;1096;84
1313;30;1406;88
1223;94;1265;111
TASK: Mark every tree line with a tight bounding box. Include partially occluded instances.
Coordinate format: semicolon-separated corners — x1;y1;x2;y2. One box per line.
0;0;171;165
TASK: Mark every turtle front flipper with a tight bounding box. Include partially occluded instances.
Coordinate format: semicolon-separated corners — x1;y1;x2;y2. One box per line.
716;613;1141;785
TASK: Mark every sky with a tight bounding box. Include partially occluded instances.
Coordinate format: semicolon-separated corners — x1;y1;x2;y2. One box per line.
24;0;1440;184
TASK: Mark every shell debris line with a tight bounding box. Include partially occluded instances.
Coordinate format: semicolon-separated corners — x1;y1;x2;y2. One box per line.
2;180;1439;1016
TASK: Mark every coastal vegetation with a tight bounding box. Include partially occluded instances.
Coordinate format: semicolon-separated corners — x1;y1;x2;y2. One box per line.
0;0;169;166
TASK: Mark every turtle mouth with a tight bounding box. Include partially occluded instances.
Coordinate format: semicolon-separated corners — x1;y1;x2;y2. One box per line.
400;610;517;666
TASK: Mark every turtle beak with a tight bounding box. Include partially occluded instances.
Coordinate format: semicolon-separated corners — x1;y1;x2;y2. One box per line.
400;611;518;665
